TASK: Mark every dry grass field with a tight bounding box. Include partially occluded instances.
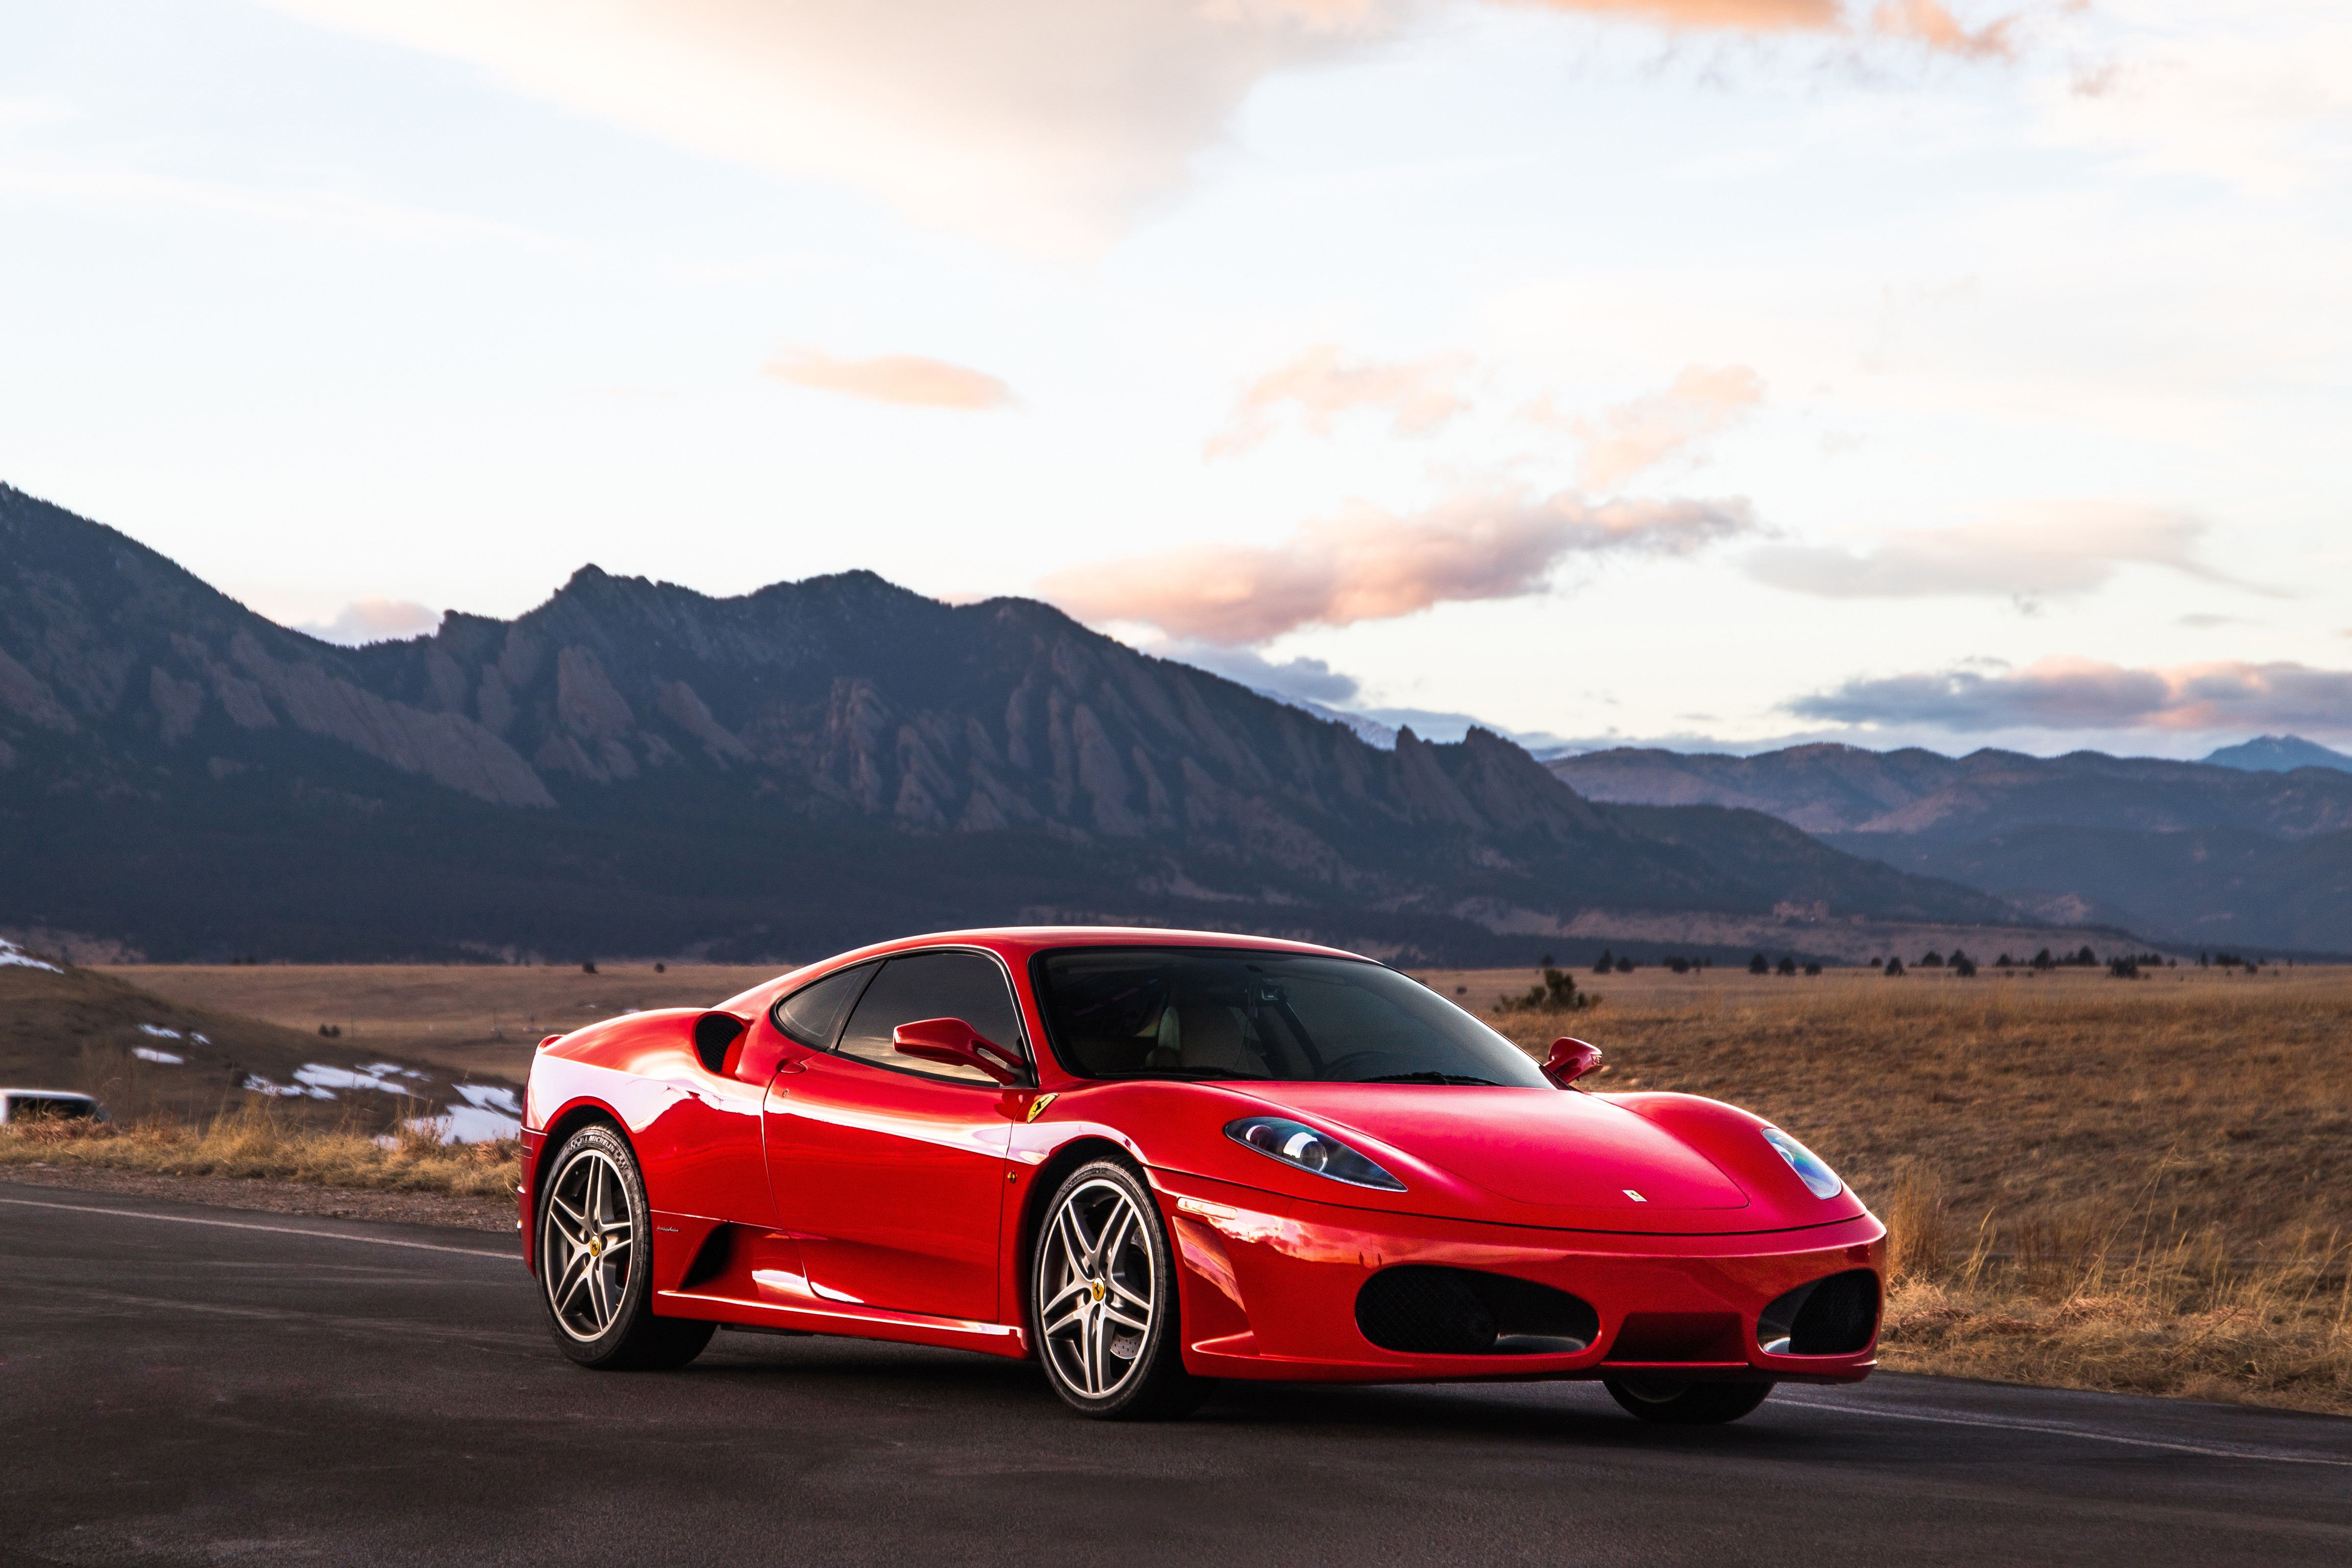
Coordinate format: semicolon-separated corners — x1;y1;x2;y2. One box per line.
118;962;781;1081
27;955;2352;1415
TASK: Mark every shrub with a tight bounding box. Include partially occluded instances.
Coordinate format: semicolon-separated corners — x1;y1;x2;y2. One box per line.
1748;953;1768;975
1885;957;1907;976
1494;966;1591;1015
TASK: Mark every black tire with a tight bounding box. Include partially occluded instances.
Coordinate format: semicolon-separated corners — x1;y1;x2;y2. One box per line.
1604;1376;1774;1425
536;1122;715;1371
1031;1159;1207;1420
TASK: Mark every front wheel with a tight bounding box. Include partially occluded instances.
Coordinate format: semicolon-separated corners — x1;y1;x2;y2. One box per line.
538;1123;714;1370
1604;1376;1774;1425
1032;1160;1206;1420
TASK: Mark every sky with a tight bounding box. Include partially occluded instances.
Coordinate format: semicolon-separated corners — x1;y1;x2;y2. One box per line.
3;1;2349;759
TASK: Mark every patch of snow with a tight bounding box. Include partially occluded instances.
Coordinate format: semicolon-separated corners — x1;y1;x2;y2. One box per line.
243;1075;335;1101
192;1033;210;1046
403;1106;523;1144
138;1024;184;1040
453;1083;520;1116
0;938;62;973
295;1063;426;1096
133;1046;185;1065
361;1062;427;1080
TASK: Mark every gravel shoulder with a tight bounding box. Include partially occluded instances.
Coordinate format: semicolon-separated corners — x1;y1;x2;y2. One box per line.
0;1161;516;1231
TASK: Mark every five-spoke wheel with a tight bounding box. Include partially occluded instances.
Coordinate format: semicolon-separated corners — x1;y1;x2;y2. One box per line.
535;1123;714;1370
1031;1160;1204;1419
543;1142;633;1342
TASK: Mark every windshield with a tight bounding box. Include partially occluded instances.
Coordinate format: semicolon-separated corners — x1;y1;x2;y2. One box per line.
1032;948;1551;1087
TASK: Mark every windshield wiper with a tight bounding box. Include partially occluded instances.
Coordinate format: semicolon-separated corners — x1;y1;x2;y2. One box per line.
1362;1072;1500;1086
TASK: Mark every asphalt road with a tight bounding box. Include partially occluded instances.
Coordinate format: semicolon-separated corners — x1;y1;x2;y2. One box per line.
4;1184;2349;1568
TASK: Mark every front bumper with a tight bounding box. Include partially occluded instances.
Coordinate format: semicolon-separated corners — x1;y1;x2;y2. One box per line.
1154;1169;1885;1385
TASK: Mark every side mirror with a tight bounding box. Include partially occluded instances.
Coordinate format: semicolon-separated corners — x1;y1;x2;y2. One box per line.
893;1017;1026;1085
1543;1037;1606;1089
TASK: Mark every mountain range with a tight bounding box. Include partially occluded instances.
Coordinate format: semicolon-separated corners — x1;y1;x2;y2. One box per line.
1549;744;2352;954
0;483;2049;965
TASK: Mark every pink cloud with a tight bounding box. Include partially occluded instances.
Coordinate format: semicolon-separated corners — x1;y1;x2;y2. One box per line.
1043;488;1755;644
1208;343;1471;457
1867;0;2018;60
1512;0;2021;58
1792;658;2352;735
767;346;1013;410
1527;364;1764;491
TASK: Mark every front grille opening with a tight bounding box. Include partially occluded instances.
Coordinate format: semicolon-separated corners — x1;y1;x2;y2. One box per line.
1757;1268;1881;1356
1355;1266;1599;1356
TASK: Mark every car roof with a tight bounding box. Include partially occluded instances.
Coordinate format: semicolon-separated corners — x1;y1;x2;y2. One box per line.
716;926;1372;1014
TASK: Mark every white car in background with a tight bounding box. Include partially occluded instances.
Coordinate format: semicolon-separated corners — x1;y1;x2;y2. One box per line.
0;1089;107;1125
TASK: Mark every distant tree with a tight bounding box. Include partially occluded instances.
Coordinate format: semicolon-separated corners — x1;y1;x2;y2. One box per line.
1595;949;1615;975
1616;956;1634;974
1954;956;1978;977
2075;945;2098;966
1749;953;1769;975
1803;961;1823;976
1777;956;1797;976
1885;957;1906;976
1494;966;1590;1015
1666;956;1690;974
583;960;599;975
1920;950;1945;968
2032;949;2055;971
1542;953;1555;968
1995;954;2013;969
2199;952;2209;967
2108;956;2140;980
1871;957;1884;969
655;961;667;974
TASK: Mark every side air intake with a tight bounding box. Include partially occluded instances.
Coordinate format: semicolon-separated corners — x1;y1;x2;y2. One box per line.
1355;1267;1599;1356
1757;1269;1881;1356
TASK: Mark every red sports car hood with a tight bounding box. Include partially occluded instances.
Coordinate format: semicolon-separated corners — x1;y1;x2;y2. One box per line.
1235;1083;1747;1213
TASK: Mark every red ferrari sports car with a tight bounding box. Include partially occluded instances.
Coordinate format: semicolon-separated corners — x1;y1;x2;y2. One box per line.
520;927;1884;1422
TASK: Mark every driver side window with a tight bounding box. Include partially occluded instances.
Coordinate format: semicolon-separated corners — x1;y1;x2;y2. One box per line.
835;950;1029;1085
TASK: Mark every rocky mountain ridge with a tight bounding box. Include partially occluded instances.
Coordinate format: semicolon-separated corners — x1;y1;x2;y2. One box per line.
1549;743;2352;953
3;484;2039;962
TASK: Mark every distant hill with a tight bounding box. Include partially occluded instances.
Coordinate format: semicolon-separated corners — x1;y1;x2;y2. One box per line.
1549;743;2352;953
0;483;2034;964
0;939;505;1126
2202;735;2352;774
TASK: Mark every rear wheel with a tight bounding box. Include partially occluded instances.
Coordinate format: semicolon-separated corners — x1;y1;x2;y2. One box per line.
1032;1160;1206;1420
538;1123;713;1370
1604;1376;1774;1424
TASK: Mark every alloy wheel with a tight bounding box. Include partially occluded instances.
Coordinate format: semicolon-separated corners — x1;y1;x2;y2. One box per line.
543;1146;635;1342
1037;1177;1157;1399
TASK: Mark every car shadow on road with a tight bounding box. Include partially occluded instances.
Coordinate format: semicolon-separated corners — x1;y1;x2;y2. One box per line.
680;1331;1827;1455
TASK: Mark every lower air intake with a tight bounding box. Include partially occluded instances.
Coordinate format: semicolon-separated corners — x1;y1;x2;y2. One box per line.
1757;1269;1881;1356
1355;1266;1599;1356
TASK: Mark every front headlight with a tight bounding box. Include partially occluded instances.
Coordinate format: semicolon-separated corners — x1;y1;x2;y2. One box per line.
1225;1116;1406;1192
1762;1127;1843;1199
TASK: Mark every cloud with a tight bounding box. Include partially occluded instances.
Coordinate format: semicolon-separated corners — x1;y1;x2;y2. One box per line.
766;347;1013;409
1044;488;1756;643
1746;503;2270;603
258;0;1382;251
1790;657;2352;737
294;599;443;646
260;1;2024;250
1526;364;1764;490
1151;641;1364;703
1207;343;1471;457
1519;1;2020;58
1865;1;2018;60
